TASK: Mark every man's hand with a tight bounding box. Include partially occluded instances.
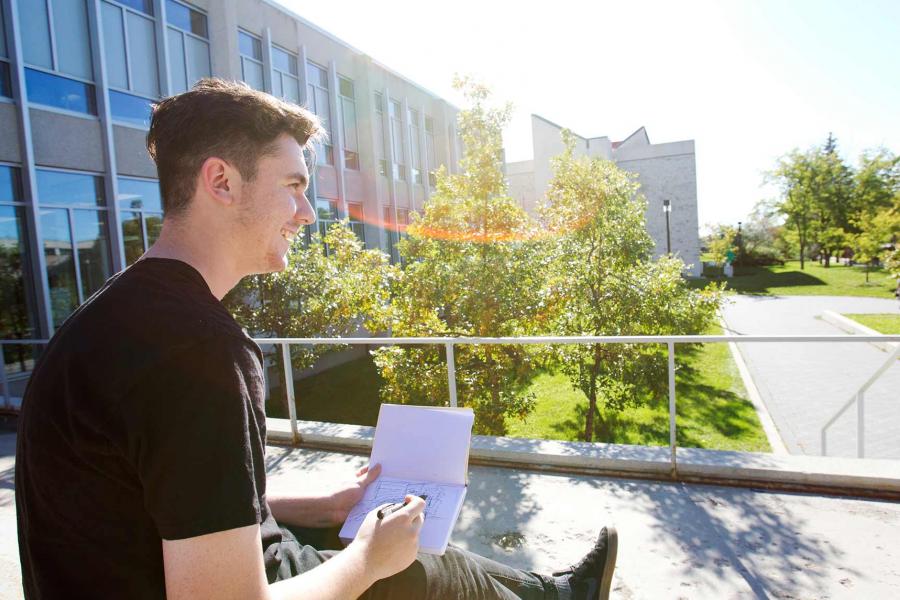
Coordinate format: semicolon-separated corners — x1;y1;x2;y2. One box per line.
326;463;382;526
348;494;425;582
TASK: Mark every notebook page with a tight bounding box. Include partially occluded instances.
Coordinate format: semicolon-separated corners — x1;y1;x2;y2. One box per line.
369;404;474;485
338;477;466;555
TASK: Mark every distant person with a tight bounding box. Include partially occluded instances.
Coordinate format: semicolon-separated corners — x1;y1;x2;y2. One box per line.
16;79;617;600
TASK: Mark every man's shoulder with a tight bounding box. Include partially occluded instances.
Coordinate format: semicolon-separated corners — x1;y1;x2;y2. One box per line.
41;259;260;392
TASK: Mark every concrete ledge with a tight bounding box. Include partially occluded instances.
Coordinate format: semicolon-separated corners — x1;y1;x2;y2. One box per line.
821;310;898;352
266;418;900;499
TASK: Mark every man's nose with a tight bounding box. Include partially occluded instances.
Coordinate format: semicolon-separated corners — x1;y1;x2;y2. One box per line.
295;193;316;225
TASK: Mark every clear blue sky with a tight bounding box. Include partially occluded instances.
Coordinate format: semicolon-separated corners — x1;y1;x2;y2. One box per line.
282;0;900;231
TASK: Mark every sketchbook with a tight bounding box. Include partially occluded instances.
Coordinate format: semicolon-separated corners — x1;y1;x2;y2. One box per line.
338;404;475;555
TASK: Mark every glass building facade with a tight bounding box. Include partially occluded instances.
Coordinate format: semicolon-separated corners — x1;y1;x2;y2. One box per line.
0;0;460;406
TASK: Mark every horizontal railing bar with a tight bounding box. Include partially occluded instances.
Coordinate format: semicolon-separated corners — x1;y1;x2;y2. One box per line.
252;335;900;345
5;335;899;346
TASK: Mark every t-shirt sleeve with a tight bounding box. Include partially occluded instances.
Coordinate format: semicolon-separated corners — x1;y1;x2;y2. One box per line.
121;336;266;540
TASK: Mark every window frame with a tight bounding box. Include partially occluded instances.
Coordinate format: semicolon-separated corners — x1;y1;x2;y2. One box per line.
165;0;210;94
270;44;300;103
34;167;111;322
306;61;333;166
237;28;264;91
0;163;40;342
338;76;359;171
116;175;162;265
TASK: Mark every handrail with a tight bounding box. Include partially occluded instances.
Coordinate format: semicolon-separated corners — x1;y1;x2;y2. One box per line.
4;335;900;466
821;343;900;458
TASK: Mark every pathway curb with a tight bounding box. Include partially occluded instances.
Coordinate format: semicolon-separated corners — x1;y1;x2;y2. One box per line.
820;310;899;353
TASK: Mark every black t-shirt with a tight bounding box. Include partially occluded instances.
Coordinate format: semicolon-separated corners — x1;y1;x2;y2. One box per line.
15;258;286;599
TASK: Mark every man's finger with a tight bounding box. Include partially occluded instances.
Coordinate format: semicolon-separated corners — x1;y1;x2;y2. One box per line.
401;494;426;518
361;463;382;484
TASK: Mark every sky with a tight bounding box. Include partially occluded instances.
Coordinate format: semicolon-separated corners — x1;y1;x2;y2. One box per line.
281;0;900;232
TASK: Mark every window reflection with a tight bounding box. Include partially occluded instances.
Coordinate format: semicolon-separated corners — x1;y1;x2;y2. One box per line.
0;206;38;341
74;210;110;300
25;68;97;115
40;208;78;327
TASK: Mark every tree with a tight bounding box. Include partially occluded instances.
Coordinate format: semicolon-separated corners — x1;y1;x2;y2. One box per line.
372;77;547;435
768;149;819;269
704;224;737;269
541;132;722;442
224;222;394;371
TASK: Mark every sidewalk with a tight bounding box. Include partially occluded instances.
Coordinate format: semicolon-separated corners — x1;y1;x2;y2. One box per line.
721;295;900;459
4;433;900;599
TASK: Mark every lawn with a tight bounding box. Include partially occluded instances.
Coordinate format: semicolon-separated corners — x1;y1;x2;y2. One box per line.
504;327;770;452
691;261;896;299
271;328;771;453
843;313;900;334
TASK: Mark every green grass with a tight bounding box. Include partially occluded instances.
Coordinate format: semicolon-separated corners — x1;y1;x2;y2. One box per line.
843;313;900;334
504;327;771;452
275;328;771;452
691;260;895;298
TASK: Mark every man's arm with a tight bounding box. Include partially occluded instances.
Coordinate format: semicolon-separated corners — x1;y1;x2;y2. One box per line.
268;464;382;528
163;495;426;600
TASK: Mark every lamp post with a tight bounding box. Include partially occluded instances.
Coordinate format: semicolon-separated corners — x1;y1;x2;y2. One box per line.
662;199;672;254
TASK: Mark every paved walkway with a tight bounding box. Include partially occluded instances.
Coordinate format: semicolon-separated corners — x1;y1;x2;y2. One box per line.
722;295;900;459
3;434;900;599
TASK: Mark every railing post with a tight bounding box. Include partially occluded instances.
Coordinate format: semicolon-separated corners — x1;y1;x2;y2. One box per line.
446;342;458;408
667;341;677;475
0;344;10;410
280;343;300;445
857;391;865;459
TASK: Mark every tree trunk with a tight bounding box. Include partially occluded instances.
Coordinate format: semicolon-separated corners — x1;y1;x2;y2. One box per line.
823;251;831;268
584;383;596;443
866;262;870;283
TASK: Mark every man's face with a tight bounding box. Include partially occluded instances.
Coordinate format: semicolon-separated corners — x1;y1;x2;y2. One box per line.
235;133;316;275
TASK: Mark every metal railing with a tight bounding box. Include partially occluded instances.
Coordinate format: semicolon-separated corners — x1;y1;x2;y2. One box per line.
821;342;900;458
4;335;900;466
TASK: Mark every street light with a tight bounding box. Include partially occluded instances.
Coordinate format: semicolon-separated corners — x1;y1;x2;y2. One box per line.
662;199;672;254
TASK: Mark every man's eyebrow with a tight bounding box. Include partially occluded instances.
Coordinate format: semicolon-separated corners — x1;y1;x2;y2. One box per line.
288;172;309;187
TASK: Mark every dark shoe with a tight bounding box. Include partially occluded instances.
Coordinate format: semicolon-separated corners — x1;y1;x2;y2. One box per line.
552;525;618;600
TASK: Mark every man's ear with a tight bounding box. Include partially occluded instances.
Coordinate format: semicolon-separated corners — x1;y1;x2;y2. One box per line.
199;157;240;207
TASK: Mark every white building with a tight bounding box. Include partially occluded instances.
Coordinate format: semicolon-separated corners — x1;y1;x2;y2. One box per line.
507;114;702;276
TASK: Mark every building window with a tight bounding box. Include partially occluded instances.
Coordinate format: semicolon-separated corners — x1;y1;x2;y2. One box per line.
18;0;96;114
24;68;96;114
0;4;11;98
238;29;264;91
166;0;210;94
36;169;111;328
347;202;365;244
425;116;437;188
408;108;422;185
374;92;388;177
315;197;339;254
389;100;405;181
338;77;359;170
383;206;397;263
117;177;161;265
108;90;153;127
306;62;333;166
271;46;299;103
0;166;39;344
101;0;160;125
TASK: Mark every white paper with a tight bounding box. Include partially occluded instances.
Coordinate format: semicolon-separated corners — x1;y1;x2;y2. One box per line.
369;404;474;485
338;404;474;555
339;476;467;554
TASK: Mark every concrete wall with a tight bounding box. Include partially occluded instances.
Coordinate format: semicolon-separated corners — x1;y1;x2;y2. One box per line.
0;103;21;163
30;110;104;172
509;115;702;275
114;126;156;178
617;147;702;275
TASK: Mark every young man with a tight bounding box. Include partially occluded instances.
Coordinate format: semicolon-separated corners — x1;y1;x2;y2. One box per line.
15;79;617;599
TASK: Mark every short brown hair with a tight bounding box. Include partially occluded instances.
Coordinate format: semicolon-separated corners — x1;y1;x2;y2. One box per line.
147;78;324;216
